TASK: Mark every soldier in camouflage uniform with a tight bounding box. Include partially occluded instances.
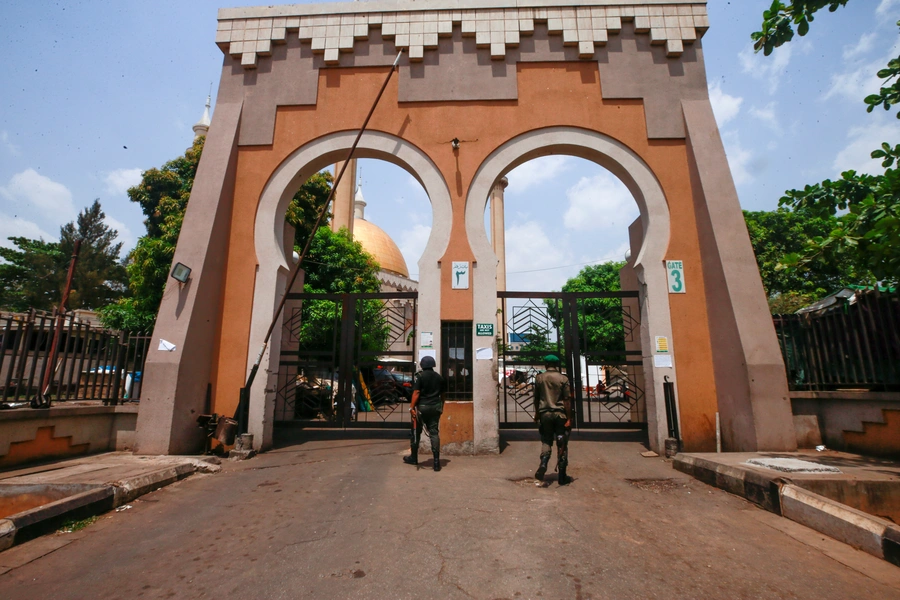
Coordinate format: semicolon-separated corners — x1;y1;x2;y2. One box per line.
403;355;445;471
533;354;573;485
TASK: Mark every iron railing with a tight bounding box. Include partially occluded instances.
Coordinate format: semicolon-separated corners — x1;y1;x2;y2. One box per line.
0;311;151;406
276;292;417;427
774;291;900;391
498;291;647;429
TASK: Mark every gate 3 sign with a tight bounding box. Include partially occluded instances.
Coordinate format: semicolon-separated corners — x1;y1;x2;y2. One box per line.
666;260;685;294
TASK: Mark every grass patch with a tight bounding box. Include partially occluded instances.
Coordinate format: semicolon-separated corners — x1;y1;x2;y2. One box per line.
57;515;99;533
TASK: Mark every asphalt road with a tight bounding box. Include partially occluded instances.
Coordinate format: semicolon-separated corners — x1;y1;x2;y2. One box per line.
2;432;898;599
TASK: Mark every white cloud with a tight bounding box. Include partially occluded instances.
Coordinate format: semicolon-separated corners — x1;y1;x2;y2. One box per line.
708;81;743;127
0;213;54;249
843;32;878;61
562;172;638;232
877;0;900;17
832;117;900;176
0;169;76;223
739;43;792;95
103;168;142;196
749;102;780;131
1;131;20;156
721;132;755;185
505;156;573;194
102;214;133;255
826;38;900;103
398;223;431;277
505;220;571;290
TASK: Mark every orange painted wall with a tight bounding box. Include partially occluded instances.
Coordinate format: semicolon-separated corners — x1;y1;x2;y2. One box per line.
210;62;719;450
440;402;475;446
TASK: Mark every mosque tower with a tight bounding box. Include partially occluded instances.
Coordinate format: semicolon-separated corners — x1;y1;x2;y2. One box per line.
192;95;212;140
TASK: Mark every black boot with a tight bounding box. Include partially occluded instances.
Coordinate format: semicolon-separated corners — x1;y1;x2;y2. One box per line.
558;465;572;486
433;453;441;472
535;453;550;481
403;448;418;465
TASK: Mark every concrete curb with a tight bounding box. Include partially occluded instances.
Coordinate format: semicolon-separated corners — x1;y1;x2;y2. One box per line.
110;463;196;507
0;519;14;551
672;453;782;514
673;454;900;568
6;487;115;546
1;461;202;553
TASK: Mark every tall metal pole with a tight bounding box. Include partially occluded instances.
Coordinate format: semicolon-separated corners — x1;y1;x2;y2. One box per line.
235;50;404;431
33;238;81;409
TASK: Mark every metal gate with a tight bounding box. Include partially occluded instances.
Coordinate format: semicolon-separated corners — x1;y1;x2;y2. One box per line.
498;291;646;430
275;291;417;428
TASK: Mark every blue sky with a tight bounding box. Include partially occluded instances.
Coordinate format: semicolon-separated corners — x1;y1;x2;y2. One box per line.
2;1;898;293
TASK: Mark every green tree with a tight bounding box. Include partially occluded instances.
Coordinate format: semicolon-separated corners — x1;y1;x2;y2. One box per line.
60;200;128;310
99;138;205;331
543;261;628;358
0;201;126;313
518;323;556;357
751;4;900;287
285;170;333;250
0;237;63;312
99;135;334;331
743;209;862;311
296;227;389;353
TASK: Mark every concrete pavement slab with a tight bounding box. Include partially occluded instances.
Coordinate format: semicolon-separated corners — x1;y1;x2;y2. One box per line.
675;450;900;568
0;452;219;552
0;436;897;598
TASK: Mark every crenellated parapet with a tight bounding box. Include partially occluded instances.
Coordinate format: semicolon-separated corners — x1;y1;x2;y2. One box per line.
217;0;708;68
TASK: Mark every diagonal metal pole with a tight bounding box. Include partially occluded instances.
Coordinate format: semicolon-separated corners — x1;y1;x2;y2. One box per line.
235;50;404;431
33;239;81;409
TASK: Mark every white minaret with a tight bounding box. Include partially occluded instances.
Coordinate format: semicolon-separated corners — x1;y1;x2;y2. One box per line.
353;182;367;219
192;94;212;140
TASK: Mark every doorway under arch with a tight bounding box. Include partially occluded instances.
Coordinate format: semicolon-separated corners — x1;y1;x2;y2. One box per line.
465;126;676;451
248;130;452;449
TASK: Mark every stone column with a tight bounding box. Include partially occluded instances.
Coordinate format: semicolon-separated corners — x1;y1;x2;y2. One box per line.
330;159;357;236
490;177;509;336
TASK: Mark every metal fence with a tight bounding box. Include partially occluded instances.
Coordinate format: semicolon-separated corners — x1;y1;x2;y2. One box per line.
0;311;151;406
773;291;900;391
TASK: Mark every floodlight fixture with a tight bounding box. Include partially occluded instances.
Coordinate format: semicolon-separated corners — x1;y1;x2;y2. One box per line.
170;262;192;284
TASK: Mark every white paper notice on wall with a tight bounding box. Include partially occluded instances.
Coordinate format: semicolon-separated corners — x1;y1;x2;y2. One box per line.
475;347;493;360
420;331;434;348
419;349;436;362
653;354;673;368
158;339;177;352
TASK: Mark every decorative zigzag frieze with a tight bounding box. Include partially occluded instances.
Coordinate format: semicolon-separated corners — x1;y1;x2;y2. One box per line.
216;4;708;69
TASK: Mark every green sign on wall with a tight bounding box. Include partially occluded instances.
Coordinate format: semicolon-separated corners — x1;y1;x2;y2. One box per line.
476;323;494;336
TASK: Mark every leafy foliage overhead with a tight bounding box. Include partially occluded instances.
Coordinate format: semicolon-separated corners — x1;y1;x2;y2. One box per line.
750;2;900;289
752;2;899;118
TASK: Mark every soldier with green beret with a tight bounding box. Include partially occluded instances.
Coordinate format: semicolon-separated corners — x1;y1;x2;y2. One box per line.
533;354;573;485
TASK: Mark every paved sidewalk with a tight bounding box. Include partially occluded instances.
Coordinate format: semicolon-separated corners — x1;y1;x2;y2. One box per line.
1;435;899;599
0;452;219;557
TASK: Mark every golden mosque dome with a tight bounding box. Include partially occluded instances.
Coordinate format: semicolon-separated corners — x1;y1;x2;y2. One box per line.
353;219;409;278
348;184;410;279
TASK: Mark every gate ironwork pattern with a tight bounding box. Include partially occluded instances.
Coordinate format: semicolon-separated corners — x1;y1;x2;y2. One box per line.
498;291;646;429
276;291;417;428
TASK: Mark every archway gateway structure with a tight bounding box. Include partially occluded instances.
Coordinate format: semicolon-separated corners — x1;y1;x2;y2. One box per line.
134;0;797;456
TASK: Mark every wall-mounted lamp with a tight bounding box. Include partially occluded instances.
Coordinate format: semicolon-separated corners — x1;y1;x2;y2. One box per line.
451;137;460;150
170;262;192;283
